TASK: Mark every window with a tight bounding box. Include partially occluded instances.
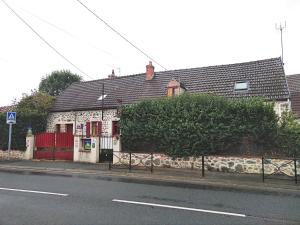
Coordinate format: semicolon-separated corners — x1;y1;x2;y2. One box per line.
66;124;73;134
91;121;102;136
112;121;120;136
98;94;107;101
167;87;175;97
234;81;249;91
56;124;61;133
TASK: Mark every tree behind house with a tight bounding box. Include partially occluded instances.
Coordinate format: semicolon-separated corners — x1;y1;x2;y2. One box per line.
0;92;55;150
39;70;82;96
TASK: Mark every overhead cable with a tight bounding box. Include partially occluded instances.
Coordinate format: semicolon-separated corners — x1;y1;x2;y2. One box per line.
1;0;94;79
76;0;167;71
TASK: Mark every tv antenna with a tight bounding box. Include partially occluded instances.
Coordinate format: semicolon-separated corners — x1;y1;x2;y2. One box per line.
275;22;286;65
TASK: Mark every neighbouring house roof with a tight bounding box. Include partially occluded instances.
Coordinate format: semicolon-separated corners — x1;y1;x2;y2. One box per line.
0;105;15;113
286;74;300;118
51;57;289;112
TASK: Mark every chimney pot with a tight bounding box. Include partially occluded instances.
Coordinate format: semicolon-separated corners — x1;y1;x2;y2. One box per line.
146;61;155;80
108;69;116;79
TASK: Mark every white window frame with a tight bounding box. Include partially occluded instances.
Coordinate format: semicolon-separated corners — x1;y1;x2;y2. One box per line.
234;81;249;91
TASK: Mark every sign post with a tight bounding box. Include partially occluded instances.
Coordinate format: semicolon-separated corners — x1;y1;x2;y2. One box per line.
6;112;16;159
8;123;12;151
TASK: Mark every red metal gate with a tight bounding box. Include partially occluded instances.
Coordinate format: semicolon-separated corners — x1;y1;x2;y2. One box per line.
34;132;74;161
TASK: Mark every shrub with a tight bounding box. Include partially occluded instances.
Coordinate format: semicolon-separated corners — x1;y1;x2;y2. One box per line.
0;92;54;150
120;94;278;157
276;112;300;157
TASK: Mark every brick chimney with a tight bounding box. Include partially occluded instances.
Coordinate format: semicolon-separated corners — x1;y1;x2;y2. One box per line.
146;61;155;80
108;69;116;79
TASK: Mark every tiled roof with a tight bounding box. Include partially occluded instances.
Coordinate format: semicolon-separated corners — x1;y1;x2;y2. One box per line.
286;74;300;118
0;105;15;113
51;57;289;112
286;74;300;92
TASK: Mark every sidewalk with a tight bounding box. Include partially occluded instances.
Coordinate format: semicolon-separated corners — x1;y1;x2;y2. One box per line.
0;159;299;196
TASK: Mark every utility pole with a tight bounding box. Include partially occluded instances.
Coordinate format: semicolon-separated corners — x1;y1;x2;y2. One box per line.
276;22;286;65
102;83;104;120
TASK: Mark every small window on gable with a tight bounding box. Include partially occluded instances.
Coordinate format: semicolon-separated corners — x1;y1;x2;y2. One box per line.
234;81;248;91
98;94;107;101
167;87;175;97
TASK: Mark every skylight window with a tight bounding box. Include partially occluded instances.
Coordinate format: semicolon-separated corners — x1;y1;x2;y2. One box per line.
234;81;248;91
97;94;107;100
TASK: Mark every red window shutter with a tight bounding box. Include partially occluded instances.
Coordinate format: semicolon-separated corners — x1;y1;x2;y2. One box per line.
112;121;116;136
97;121;102;136
86;122;91;138
112;121;119;136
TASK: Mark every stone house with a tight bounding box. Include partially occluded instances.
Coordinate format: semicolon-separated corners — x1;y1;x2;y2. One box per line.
46;57;290;162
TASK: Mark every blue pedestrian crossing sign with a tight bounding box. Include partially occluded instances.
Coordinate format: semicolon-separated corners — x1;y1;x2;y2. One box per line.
6;112;17;124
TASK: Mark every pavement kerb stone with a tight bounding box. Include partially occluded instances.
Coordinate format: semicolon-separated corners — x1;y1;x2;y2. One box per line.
0;164;299;197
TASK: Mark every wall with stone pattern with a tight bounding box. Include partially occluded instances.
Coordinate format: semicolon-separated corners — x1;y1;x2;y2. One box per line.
0;150;25;160
47;109;118;135
113;153;299;175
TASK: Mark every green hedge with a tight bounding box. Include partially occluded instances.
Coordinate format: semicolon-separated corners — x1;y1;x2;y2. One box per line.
120;94;278;157
276;112;300;157
0;112;48;150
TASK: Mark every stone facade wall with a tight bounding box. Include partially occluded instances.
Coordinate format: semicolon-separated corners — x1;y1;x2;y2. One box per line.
113;153;299;175
47;109;118;135
0;150;25;160
273;100;291;118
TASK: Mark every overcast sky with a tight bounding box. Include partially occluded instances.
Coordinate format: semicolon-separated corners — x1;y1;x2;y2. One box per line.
0;0;299;106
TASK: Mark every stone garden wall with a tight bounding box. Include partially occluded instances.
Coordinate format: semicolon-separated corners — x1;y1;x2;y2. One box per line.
113;152;299;175
0;150;25;160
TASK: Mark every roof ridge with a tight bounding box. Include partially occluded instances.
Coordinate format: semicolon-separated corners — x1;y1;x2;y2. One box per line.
79;72;145;84
78;57;282;84
157;57;281;74
286;74;300;78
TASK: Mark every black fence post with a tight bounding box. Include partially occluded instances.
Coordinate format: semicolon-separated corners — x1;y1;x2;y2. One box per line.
262;156;265;182
129;152;132;172
202;155;205;177
150;153;153;173
294;158;297;184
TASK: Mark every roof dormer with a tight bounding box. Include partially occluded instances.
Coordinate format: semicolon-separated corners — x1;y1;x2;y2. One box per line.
167;79;185;97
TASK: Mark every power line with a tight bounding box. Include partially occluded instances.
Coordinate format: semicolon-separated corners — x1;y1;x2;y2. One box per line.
75;0;168;71
1;0;94;80
20;7;116;58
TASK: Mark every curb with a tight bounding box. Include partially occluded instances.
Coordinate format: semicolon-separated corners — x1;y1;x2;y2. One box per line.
0;164;299;197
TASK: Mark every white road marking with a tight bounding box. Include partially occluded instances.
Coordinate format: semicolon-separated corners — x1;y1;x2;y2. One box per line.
112;199;246;218
0;187;68;196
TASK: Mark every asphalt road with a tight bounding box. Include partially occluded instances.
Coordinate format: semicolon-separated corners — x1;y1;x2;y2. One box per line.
0;170;299;225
